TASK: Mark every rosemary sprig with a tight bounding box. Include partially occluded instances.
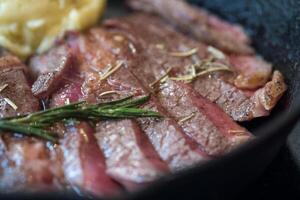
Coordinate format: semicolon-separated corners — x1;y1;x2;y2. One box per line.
0;95;160;142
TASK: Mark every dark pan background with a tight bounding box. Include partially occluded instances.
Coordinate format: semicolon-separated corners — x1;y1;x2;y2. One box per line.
1;0;300;199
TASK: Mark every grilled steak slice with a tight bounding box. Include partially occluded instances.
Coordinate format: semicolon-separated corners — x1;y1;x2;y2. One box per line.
127;0;254;55
102;16;252;156
251;71;287;112
30;45;74;98
67;30;209;172
115;12;274;90
0;136;63;192
47;42;170;191
0;55;39;117
0;54;63;192
194;71;287;121
62;121;121;197
96;119;169;190
106;13;286;122
157;79;251;154
50;68;121;196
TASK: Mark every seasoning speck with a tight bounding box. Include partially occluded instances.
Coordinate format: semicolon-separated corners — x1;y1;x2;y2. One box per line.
4;98;18;110
0;84;8;93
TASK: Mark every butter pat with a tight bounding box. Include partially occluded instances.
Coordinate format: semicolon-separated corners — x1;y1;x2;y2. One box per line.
0;0;106;59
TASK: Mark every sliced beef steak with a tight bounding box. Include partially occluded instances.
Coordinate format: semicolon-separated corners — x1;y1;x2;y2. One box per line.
50;69;121;196
102;16;252;155
0;1;288;196
0;54;63;192
0;136;64;192
47;40;171;192
30;45;74;98
61;121;121;197
127;0;254;55
68;31;208;173
96;119;169;190
194;71;287;121
114;13;275;91
105;13;286;122
0;55;39;117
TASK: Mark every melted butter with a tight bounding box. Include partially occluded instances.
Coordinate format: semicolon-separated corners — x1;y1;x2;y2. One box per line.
0;0;106;59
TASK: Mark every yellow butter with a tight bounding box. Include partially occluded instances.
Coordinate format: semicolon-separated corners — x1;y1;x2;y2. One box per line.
0;0;106;59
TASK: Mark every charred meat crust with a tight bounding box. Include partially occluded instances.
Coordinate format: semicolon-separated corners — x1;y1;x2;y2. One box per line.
30;45;75;98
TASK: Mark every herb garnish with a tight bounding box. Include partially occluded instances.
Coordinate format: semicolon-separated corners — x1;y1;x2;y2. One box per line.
169;59;233;83
0;84;8;93
169;48;198;57
4;98;18;110
99;90;119;97
149;68;172;89
207;46;226;60
178;112;196;125
0;95;160;142
100;60;124;81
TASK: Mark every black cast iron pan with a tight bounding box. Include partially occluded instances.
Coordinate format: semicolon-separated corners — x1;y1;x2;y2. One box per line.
2;0;300;199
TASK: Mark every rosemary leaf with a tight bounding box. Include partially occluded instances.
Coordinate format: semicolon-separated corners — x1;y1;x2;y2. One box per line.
4;98;18;110
100;61;124;80
149;68;172;89
196;66;232;77
169;48;198;57
0;121;57;142
0;84;8;93
99;90;119;97
0;95;159;142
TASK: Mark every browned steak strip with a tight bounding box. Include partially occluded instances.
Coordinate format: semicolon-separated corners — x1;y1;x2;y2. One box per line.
0;54;25;71
127;0;254;55
49;60;121;196
96;119;169;190
0;54;64;192
251;71;287;112
30;45;74;98
61;121;121;197
0;136;64;192
0;55;39;117
103;16;252;156
108;13;286;122
119;12;273;91
46;41;170;191
67;30;209;172
194;71;287;121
